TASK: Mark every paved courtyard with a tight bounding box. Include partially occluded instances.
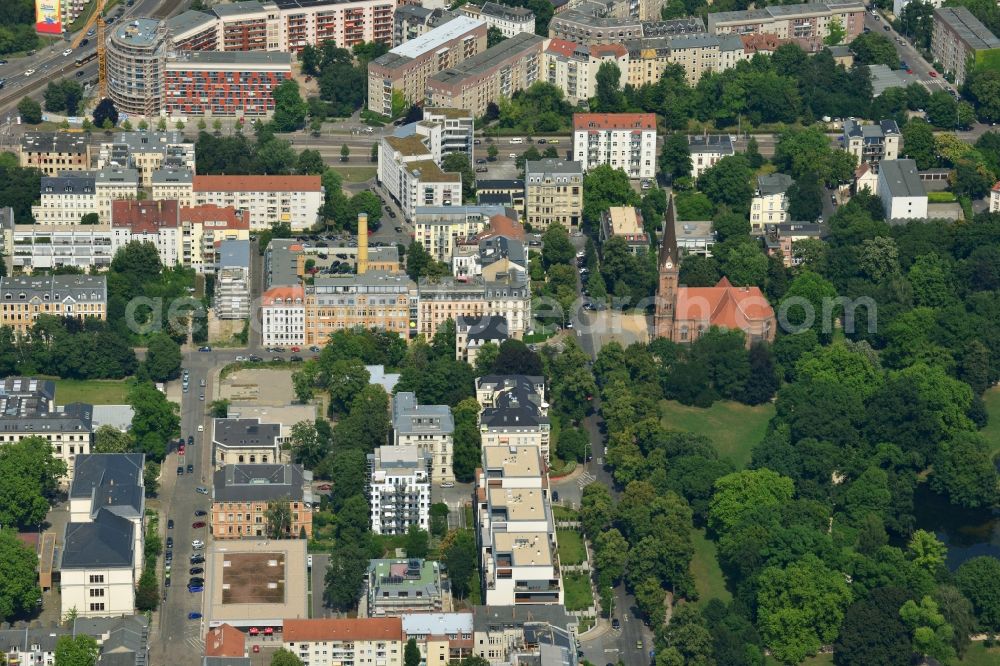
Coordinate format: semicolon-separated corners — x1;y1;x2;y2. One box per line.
219;368;295;406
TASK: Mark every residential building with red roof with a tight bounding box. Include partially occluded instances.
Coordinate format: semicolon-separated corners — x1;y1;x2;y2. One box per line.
572;113;658;180
282;618;405;666
990;181;1000;213
180;204;251;273
542;40;628;104
655;197;776;346
192;175;324;231
204;623;246;658
261;284;306;347
110;199;183;267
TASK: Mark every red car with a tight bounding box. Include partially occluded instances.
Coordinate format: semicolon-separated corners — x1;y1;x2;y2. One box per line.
317;483;332;491
192;521;206;529
178;444;185;455
929;70;937;77
290;346;301;352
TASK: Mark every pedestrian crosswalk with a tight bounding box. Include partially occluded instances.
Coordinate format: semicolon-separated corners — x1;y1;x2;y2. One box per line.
577;471;596;488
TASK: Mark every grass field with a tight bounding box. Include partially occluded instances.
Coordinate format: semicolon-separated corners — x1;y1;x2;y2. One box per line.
982;388;1000;454
552;505;580;521
690;527;731;607
51;378;130;405
326;165;377;183
959;643;1000;665
557;530;586;566
563;573;593;611
660;399;775;468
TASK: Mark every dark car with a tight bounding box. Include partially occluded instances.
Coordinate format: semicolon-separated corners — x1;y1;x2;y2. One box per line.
166;537;174;549
476;158;487;164
192;521;206;529
187;435;194;445
388;210;396;218
177;466;184;476
190;567;204;575
194;510;208;517
167;519;174;530
189;578;205;586
248;354;263;362
186;464;194;473
394;226;402;233
198;346;211;352
165;550;173;563
80;38;89;46
76;70;85;77
190;555;205;564
537;138;547;144
290;355;303;362
164;577;171;587
552;490;560;502
612;618;621;630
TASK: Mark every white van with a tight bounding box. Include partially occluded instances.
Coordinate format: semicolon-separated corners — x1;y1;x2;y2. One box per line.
509;137;524;144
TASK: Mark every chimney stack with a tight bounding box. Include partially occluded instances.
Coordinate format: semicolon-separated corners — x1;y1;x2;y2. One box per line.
357;212;369;274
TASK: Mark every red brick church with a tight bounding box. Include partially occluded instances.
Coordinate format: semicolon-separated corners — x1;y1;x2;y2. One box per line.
654;198;777;347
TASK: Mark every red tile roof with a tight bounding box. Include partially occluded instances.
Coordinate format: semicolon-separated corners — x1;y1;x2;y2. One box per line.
262;284;305;306
590;44;627;58
181;204;250;230
283;618;403;643
545;38;578;58
740;33;780;53
111;199;180;233
205;623;245;657
574;113;657;131
193;175;322;193
992;181;1000;192
479;214;526;241
676;277;775;328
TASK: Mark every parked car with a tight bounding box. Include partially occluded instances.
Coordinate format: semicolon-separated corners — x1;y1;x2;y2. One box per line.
192;540;205;549
188;612;202;620
188;586;204;593
929;70;937;77
188;435;194;445
309;346;321;352
612;618;621;630
177;466;184;476
186;464;193;473
476;158;487;164
194;510;207;517
198;346;211;352
476;166;488;173
192;522;206;529
190;567;204;575
235;355;246;362
166;537;174;549
196;486;209;495
290;346;301;352
197;425;204;432
189;578;205;586
440;481;455;488
190;554;205;564
178;444;185;455
168;519;174;529
290;355;304;362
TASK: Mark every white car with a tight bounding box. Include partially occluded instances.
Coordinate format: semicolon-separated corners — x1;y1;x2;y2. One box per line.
191;540;204;549
24;69;35;77
235;355;246;361
197;424;204;432
440;481;455;488
62;48;72;56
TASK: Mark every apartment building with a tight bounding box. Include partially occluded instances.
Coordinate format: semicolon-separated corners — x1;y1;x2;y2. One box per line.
548;9;704;46
417;274;531;339
456;315;509;365
212;418;282;469
411;204;510;262
62;453;146;619
95;168;140;225
423;108;476;162
763;222;824;267
542;39;627;104
110;199;183;268
0;276;107;336
750;173;794;231
931;6;1000;85
707;1;865;50
151;168;194;208
211;463;313;539
392;392;455;483
305;273;418;344
688;134;735;180
991;182;1000;213
367;16;487;116
262;284;306;347
572;113;657;179
463;2;536;38
1;224;115;274
842;119;900;171
524;159;583;231
600;207;648;254
878;159;927;221
216;240;252;320
367;559;444;616
401;613;474;666
163;51;292;117
30;173;97;226
471;606;576;665
0;617;149;666
476;375;545;407
425;33;546;117
478;442;545;494
18;132;92;176
478;378;551;461
476;180;525;211
166;9;220;50
192;175;323;230
393;5;460;47
180;204;252;272
98;131;195;188
282;618;405;666
368;445;431;536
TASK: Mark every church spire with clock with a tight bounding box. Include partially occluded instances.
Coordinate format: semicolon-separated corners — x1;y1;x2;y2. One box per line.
654;195;679;339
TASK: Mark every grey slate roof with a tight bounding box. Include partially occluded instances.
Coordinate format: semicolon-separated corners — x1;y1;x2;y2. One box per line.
70;453;145;519
477;375;545;397
392;392;454;436
457;315;510;343
481;1;534;20
0;275;107;304
219;240;251;269
61;511;135;569
480;387;549;429
687;134;734;154
0;207;12;231
212;418;281;449
879;159;925;198
476;179;524;190
477;193;513;206
21;131;89;155
40;173;96;195
212;464;310;502
480;236;526;268
756;173;794;196
0;376;93;435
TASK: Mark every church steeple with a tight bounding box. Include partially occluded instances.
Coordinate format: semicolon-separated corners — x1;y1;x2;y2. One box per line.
655;196;679;339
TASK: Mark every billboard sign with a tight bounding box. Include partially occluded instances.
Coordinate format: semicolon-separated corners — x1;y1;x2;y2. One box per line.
36;0;62;35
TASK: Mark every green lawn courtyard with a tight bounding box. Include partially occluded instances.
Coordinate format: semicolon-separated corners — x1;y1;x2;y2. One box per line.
563;572;594;611
660;399;775;468
557;529;586;566
690;527;731;608
51;378;131;405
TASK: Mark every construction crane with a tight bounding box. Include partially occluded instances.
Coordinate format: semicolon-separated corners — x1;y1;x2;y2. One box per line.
70;0;107;98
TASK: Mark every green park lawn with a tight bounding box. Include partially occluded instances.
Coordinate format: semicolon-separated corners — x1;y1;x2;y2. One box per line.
690;527;731;607
660;399;774;468
982;388;1000;454
326;165;377;183
557;530;586;566
51;378;130;405
563;572;593;612
959;643;1000;665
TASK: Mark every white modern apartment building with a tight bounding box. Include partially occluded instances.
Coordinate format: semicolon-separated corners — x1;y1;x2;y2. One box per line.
282;618;405;666
750;173;794;231
878;159;928;221
378;132;462;222
216;240;252;319
572;113;657;179
462;2;535;37
2;225;115;274
392;392;455;483
192;175;324;230
62;453;146;619
368;445;431;535
423;107;476;163
151;168;194;208
478;443;545;490
31;173;97;226
261;284;306;347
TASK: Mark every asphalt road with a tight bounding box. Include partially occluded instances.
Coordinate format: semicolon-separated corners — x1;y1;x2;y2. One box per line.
869;10;951;95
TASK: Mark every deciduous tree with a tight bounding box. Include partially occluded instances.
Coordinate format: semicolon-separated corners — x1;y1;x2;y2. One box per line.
0;529;41;621
54;634;99;666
